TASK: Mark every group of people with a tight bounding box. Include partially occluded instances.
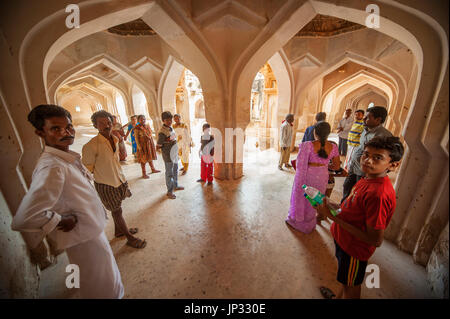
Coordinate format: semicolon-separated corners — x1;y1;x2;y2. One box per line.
11;105;216;298
11;102;404;299
282;105;404;299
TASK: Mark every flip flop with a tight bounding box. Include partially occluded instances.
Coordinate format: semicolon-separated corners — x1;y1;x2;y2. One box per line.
115;227;138;238
320;286;336;299
126;238;147;249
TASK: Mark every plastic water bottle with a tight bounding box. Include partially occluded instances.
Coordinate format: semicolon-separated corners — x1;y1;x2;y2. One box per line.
302;184;338;216
302;185;325;205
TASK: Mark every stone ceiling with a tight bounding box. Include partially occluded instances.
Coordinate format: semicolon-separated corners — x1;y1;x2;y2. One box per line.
107;15;364;37
107;18;156;36
296;14;365;37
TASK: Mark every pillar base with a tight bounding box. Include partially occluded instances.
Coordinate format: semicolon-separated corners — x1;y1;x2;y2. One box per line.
214;162;244;180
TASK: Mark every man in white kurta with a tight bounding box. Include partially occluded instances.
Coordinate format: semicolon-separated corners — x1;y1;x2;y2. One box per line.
12;104;124;299
279;114;294;170
173;114;192;175
336;109;354;156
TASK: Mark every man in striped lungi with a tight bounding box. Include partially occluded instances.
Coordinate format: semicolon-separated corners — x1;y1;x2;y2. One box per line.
82;110;146;249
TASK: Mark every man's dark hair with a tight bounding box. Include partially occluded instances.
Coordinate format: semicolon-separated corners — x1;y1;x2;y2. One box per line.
364;136;404;162
161;111;173;121
202;123;211;131
367;106;388;124
27;104;72;130
356;109;365;115
91;110;113;127
174;113;181;118
315;112;326;122
285;113;294;121
137;114;146;121
131;115;137;119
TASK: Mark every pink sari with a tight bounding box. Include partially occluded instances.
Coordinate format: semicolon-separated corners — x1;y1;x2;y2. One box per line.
286;141;339;233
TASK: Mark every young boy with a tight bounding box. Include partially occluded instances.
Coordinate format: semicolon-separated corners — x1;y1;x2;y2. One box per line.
197;123;215;185
315;136;404;299
156;111;184;199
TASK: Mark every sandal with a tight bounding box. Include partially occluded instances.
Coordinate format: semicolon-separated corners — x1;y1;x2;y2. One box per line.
320;286;336;299
167;192;176;199
115;228;139;238
126;238;147;249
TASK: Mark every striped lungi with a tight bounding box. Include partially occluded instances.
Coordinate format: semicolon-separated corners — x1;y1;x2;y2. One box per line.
94;181;132;211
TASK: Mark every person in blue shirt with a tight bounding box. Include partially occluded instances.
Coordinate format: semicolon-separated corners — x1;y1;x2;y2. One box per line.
302;112;327;142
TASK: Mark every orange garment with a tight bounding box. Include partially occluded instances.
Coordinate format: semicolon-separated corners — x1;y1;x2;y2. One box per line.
134;124;157;163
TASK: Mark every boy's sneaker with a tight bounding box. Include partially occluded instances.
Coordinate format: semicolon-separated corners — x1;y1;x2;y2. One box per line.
197;179;205;182
166;192;176;199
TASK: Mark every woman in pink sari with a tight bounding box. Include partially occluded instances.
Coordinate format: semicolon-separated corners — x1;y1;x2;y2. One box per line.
286;121;341;234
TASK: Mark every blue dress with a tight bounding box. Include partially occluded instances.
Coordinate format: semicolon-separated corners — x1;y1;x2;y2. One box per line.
127;124;137;154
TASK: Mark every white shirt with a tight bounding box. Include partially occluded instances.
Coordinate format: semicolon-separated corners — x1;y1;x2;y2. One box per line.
82;134;126;187
338;116;354;139
280;121;293;147
173;123;192;147
12;146;108;250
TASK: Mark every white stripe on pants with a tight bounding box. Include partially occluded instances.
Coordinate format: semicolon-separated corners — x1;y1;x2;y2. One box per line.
65;231;124;299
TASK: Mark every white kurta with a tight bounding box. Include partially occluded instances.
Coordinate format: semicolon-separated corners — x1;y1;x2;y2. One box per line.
280;121;293;148
12;146;124;299
173;123;192;163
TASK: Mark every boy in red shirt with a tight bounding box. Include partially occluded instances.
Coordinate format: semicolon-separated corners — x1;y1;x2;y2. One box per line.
315;136;404;299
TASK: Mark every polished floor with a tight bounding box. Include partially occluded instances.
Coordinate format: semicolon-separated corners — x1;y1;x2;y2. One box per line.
38;126;434;299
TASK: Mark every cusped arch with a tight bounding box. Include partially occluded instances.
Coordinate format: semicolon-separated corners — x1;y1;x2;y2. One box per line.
321;73;394;131
341;84;389;110
266;50;294;128
158;56;185;115
50;54;154;109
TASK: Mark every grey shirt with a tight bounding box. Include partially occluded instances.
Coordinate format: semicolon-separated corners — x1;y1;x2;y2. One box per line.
348;124;393;176
157;125;178;163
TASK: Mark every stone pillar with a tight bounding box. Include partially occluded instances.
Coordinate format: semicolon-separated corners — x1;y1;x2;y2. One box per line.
426;223;449;298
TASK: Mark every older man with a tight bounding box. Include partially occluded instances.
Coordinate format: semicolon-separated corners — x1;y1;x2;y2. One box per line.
279;113;294;170
337;109;354;156
342;106;392;202
82;110;146;249
173;114;192;175
302;112;326;142
12;104;124;298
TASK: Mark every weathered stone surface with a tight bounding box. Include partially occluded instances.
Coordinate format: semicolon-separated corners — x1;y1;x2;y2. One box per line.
426;223;449;299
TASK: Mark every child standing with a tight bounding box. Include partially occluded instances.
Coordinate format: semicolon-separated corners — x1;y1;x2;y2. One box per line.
156;111;184;199
315;136;404;299
197;123;215;185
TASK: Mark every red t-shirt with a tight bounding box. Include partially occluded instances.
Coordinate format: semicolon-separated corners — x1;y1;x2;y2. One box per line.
331;176;396;261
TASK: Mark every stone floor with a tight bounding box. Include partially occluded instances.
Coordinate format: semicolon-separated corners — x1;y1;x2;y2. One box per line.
38;126;434;299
